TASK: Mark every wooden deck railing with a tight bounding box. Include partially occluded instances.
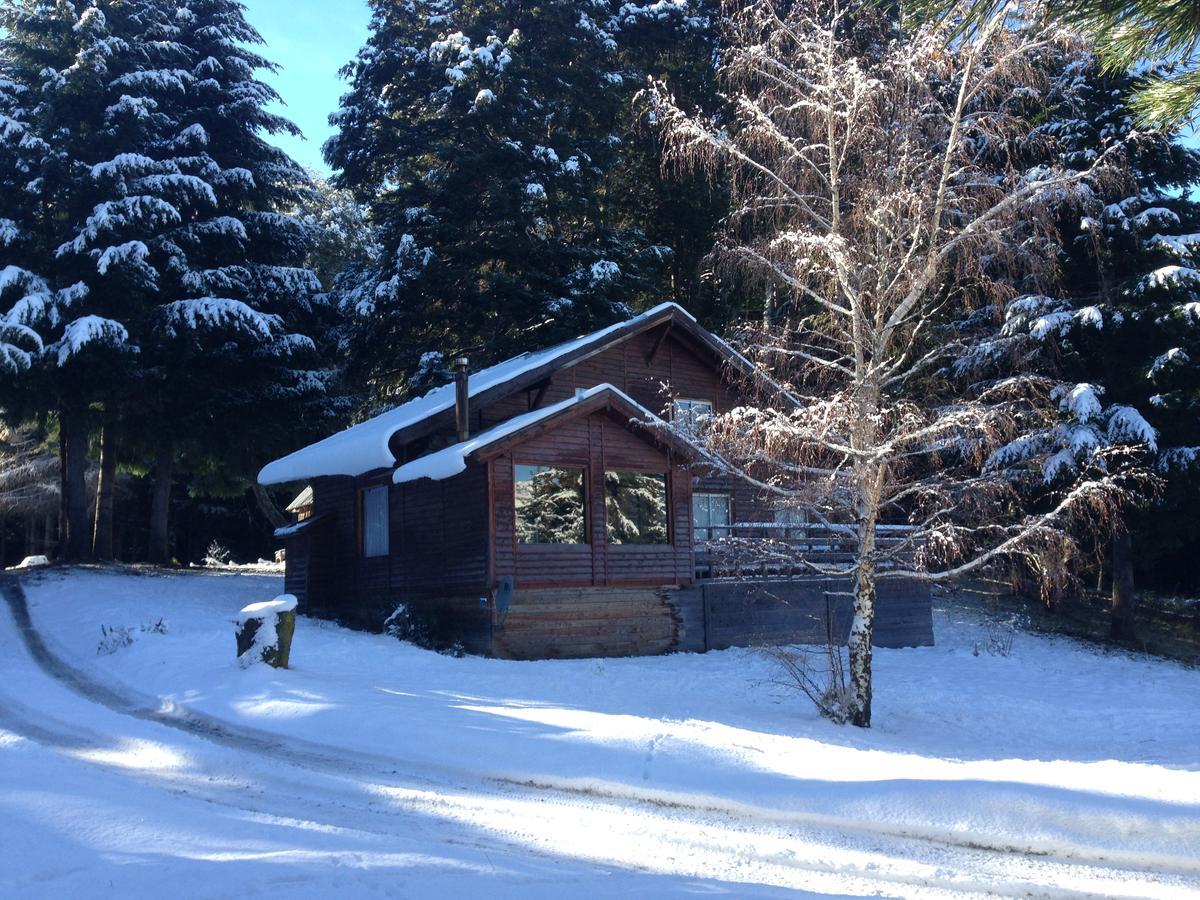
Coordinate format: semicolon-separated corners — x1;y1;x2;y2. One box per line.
694;522;919;580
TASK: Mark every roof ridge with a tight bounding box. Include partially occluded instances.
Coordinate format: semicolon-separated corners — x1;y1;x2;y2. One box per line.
258;303;701;485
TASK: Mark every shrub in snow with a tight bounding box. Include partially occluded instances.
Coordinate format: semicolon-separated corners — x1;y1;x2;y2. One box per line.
204;540;232;567
760;643;853;725
12;555;49;570
97;619;168;656
972;614;1025;658
235;596;297;669
383;603;466;656
384;603;430;647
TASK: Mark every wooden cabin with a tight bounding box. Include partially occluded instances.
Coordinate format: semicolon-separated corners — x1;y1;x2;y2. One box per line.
260;303;933;658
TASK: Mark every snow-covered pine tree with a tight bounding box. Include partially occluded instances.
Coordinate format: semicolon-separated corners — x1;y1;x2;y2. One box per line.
972;51;1200;634
0;2;144;560
0;1;331;563
326;0;706;396
118;0;331;562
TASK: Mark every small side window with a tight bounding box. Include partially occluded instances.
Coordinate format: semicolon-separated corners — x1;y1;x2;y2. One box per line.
361;485;389;557
673;399;714;431
692;492;730;542
774;507;807;540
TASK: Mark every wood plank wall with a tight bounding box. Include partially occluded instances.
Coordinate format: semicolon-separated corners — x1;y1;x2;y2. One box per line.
489;409;694;591
479;328;772;526
302;469;491;651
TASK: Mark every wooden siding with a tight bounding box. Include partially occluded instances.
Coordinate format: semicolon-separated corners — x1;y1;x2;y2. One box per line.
489;408;694;591
493;587;677;659
302;469;490;646
471;329;773;527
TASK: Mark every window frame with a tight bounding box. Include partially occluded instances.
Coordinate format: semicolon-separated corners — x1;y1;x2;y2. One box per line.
672;398;714;430
512;461;590;546
692;491;731;542
603;467;672;546
359;484;390;558
773;506;808;541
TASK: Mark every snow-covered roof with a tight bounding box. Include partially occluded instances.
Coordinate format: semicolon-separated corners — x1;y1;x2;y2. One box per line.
273;513;327;539
392;383;684;484
285;485;313;512
259;302;718;485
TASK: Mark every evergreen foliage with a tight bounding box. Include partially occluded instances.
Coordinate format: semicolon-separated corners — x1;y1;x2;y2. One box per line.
987;53;1200;594
0;0;332;561
325;0;713;397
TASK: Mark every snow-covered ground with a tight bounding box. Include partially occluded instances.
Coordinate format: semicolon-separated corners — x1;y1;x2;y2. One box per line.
2;567;1198;898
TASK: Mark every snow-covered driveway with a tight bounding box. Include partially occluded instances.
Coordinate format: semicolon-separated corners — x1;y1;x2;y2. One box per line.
2;568;1198;898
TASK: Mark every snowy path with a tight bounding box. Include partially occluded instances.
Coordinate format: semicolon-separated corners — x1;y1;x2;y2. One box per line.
2;570;1199;897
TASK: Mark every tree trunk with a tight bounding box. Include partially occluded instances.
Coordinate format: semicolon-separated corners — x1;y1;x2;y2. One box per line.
847;551;877;728
58;408;89;562
251;483;289;530
147;446;174;566
92;421;118;560
1110;528;1138;643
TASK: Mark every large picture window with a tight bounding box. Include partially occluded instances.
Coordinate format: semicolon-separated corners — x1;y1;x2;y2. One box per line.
514;464;587;544
693;492;730;542
605;471;669;545
361;485;389;557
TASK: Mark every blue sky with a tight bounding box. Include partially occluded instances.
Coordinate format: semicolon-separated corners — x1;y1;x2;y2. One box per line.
244;0;372;176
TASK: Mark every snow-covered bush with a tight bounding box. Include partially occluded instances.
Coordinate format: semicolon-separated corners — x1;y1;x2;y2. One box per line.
384;603;430;647
383;603;466;656
97;619;168;656
204;541;232;567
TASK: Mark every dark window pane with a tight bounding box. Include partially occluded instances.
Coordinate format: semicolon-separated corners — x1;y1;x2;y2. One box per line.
362;486;389;557
605;471;669;545
514;464;586;544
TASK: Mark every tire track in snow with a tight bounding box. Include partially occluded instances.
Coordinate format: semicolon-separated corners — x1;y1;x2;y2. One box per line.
3;573;1196;899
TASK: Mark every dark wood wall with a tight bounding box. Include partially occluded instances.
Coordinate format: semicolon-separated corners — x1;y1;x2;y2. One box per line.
296;469;491;650
489;409;694;590
476;328;771;526
283;322;790;656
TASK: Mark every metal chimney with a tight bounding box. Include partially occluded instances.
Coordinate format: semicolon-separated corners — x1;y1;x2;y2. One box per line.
454;356;470;443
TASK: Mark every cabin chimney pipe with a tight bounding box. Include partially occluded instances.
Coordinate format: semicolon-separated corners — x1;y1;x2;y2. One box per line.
454;356;470;443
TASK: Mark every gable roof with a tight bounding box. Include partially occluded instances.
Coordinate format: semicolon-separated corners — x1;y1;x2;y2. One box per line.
259;302;745;485
391;383;700;484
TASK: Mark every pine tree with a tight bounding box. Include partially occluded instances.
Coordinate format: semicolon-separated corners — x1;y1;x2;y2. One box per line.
968;50;1200;628
0;2;143;560
326;0;713;396
0;1;332;562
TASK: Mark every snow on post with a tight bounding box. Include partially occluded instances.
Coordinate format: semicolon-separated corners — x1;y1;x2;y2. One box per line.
235;594;298;669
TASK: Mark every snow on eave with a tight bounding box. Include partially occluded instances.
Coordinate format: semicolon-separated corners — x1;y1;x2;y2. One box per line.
285;485;313;512
392;383;693;484
258;302;700;485
273;513;328;539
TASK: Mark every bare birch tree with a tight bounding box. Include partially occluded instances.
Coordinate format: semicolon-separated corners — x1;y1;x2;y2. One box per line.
648;0;1153;727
